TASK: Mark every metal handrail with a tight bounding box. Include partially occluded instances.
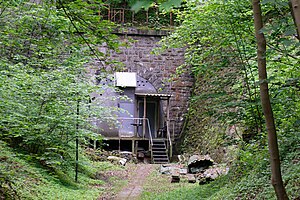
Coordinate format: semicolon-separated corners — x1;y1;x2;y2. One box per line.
114;117;153;147
117;117;154;161
145;118;153;147
99;116;163;162
166;120;172;158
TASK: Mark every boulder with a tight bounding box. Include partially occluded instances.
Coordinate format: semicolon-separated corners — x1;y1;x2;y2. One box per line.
187;174;196;183
187;155;214;174
160;165;173;175
107;156;127;166
197;165;229;184
171;168;180;183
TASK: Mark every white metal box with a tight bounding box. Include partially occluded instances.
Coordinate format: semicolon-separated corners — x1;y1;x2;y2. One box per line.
115;72;137;87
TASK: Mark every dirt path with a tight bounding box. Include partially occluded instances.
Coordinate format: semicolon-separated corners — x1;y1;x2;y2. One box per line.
98;163;190;200
114;164;155;200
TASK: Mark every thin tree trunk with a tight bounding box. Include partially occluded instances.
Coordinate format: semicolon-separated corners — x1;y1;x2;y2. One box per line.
252;0;289;199
290;0;300;37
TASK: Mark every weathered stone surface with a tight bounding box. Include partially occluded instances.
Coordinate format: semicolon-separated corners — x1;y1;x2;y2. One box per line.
197;165;229;184
187;174;196;183
171;168;180;183
179;168;188;175
107;156;127;166
157;154;229;185
102;30;194;140
160;165;172;175
188;155;214;174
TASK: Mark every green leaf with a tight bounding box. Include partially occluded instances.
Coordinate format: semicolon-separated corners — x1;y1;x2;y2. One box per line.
131;0;154;12
160;0;182;11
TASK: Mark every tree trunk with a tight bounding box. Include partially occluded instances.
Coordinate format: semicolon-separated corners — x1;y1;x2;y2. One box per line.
252;0;289;199
290;0;300;37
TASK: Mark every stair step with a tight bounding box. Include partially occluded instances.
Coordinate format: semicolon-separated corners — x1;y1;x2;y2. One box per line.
153;161;169;164
153;142;166;144
153;143;165;146
152;144;166;147
153;142;165;145
153;156;168;159
152;148;166;151
152;146;166;149
153;161;169;163
153;154;168;156
153;159;169;162
153;154;168;157
152;147;166;151
153;151;167;153
153;151;168;155
151;140;169;164
153;160;169;163
153;155;168;159
153;155;168;157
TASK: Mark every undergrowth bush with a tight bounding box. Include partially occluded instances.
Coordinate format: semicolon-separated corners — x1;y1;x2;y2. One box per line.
144;144;299;200
0;140;120;199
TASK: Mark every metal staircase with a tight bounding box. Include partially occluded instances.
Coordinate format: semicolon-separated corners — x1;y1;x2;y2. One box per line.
152;139;169;164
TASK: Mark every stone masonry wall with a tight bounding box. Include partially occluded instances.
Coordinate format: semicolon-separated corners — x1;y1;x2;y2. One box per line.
108;29;194;140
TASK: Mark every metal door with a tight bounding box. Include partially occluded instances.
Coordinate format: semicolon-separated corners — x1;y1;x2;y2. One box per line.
118;88;136;137
138;101;157;138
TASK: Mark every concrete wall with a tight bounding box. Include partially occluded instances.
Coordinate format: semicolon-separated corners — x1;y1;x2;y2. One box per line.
105;28;194;140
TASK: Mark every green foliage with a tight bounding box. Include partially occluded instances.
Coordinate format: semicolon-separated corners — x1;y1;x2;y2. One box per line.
0;0;120;171
141;175;230;200
154;0;299;198
142;143;300;200
0;141;121;200
130;0;182;12
156;0;261;158
0;0;133;195
158;0;299;157
0;2;127;198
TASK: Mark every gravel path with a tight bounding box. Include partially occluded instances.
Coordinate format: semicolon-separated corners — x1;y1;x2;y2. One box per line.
114;164;155;200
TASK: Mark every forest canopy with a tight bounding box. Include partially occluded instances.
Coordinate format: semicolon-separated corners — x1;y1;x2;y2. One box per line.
0;0;299;199
0;0;120;166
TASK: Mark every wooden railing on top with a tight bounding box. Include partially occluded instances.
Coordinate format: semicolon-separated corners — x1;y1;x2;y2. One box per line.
98;5;175;27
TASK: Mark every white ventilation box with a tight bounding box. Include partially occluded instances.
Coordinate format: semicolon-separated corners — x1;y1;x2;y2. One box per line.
115;72;137;87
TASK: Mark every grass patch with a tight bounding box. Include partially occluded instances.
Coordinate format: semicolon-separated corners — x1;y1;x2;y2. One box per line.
140;150;300;200
140;167;230;200
0;141;122;200
140;166;192;197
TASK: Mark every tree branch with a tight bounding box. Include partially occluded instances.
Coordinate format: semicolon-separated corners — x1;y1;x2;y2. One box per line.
267;43;299;59
57;0;105;65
